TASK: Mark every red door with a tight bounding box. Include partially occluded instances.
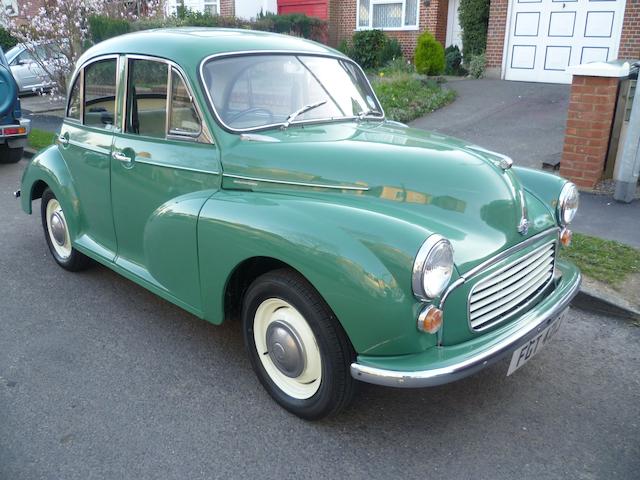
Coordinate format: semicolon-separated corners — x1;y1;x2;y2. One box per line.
277;0;328;20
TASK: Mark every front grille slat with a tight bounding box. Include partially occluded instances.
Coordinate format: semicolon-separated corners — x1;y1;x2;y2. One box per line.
470;250;554;304
470;262;553;314
469;241;556;330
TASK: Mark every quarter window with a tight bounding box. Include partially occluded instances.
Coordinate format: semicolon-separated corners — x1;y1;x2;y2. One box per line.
169;68;201;136
84;58;117;129
67;74;81;121
358;0;419;29
125;58;168;139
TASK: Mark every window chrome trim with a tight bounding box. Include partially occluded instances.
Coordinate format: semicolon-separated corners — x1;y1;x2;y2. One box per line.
134;157;220;175
198;50;386;134
122;54;213;144
223;173;370;191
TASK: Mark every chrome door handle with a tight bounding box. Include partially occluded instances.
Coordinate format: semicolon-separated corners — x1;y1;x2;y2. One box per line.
112;152;131;163
57;135;69;146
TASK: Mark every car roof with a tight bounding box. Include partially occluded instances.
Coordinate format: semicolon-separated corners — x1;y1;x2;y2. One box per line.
77;28;342;69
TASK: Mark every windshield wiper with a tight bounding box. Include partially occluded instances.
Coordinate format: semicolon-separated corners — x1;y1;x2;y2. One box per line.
282;100;327;129
357;108;383;120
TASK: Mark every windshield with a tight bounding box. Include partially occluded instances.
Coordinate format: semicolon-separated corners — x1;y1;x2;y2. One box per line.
5;45;22;64
202;54;383;131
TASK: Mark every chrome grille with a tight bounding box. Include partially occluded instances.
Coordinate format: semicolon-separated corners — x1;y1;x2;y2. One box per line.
469;240;556;331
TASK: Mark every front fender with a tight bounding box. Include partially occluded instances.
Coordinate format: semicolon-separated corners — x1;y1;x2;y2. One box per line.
198;190;446;356
513;166;566;223
20;145;81;236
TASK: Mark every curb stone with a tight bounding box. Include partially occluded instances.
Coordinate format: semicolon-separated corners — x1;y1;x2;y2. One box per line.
572;285;640;323
19;148;638;323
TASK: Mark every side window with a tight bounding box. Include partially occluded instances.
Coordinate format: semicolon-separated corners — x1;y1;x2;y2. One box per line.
125;59;168;139
67;73;81;121
84;59;117;129
169;68;201;136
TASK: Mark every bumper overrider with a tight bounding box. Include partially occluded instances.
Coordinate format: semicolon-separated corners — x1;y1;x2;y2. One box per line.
351;259;581;388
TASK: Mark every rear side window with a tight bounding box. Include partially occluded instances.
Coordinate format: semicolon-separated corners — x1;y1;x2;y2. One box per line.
67;74;81;121
169;68;201;136
125;59;168;139
84;59;117;129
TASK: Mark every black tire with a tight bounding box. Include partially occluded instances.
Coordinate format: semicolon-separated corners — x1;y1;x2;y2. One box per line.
0;144;23;164
40;188;92;271
242;268;356;420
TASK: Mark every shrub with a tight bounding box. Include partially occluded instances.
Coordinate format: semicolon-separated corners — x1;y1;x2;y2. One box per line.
379;37;403;64
350;29;387;70
468;53;486;78
337;39;350;56
0;26;18;50
414;31;445;76
444;45;464;75
371;72;456;123
89;15;131;44
459;0;489;59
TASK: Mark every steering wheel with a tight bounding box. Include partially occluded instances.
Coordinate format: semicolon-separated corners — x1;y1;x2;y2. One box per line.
227;107;274;125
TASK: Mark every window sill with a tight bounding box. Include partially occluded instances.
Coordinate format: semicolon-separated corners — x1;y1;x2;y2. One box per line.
355;26;420;32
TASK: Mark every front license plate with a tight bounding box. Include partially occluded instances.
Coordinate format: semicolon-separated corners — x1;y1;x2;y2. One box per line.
506;309;566;376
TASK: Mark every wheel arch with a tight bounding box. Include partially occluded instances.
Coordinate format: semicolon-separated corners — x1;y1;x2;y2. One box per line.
198;191;435;356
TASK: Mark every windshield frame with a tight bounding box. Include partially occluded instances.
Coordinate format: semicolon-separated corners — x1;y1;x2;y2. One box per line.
198;51;385;134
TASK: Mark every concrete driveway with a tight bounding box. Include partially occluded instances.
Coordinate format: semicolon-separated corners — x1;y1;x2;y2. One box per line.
1;158;639;479
411;79;570;170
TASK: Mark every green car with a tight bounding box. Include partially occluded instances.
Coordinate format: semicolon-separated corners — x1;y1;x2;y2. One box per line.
17;29;581;420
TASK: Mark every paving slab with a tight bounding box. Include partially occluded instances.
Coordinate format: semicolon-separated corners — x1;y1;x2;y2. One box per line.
410;78;570;170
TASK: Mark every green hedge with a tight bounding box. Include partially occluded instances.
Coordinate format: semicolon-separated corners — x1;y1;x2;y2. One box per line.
89;15;131;44
91;10;328;45
342;30;403;70
0;26;18;51
459;0;489;59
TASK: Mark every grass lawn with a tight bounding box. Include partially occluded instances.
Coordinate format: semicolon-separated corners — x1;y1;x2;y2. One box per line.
28;128;56;151
371;72;456;123
560;232;640;288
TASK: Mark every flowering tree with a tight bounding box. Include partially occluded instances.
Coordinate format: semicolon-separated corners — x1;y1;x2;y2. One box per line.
1;1;161;98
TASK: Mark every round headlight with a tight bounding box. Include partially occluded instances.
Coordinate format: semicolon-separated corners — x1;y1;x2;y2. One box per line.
412;235;454;300
558;182;579;226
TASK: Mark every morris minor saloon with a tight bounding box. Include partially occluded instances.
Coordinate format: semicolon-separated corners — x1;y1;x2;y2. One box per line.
18;29;581;420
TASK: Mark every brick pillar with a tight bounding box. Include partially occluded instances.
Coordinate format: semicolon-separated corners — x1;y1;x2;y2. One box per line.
560;75;619;189
485;0;508;78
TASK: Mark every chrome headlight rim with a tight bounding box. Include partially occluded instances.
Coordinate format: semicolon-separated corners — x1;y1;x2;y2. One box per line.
412;234;454;301
557;182;579;226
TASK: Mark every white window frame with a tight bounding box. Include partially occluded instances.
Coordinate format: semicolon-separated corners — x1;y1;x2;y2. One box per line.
203;0;219;15
356;0;420;32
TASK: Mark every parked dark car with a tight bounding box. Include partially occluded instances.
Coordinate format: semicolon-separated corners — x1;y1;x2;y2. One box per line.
0;47;30;163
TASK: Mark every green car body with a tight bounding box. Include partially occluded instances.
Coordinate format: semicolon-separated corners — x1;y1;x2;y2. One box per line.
19;29;580;394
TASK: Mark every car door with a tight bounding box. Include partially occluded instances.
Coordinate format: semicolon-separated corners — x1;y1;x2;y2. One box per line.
110;55;221;313
57;55;118;259
9;49;39;91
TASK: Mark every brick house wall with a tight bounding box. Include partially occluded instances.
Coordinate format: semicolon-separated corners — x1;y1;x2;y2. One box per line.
328;0;449;59
486;0;640;78
220;0;235;16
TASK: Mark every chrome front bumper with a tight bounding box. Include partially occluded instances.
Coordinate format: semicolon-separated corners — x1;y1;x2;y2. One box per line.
350;269;581;388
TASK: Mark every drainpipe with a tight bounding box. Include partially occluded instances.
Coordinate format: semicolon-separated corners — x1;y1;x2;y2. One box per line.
614;63;640;203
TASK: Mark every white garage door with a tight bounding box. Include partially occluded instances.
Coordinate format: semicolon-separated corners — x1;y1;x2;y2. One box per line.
504;0;627;83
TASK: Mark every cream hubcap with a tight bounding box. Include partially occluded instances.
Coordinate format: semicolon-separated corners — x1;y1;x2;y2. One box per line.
46;199;71;259
254;298;322;399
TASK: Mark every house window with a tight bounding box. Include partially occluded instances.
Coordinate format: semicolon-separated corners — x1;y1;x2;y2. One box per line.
204;0;219;15
358;0;419;30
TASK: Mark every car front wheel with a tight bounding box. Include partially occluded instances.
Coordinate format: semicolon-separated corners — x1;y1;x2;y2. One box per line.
242;269;355;420
41;188;92;271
